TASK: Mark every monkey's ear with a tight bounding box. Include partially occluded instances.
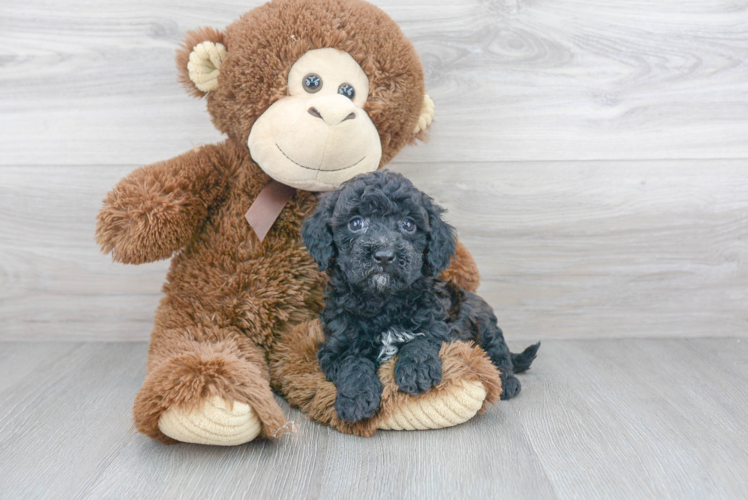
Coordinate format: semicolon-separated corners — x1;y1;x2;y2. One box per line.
176;27;227;98
302;192;340;271
413;94;435;135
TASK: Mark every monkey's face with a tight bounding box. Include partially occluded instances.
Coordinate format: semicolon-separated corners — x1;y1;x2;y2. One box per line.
177;0;435;193
248;49;382;192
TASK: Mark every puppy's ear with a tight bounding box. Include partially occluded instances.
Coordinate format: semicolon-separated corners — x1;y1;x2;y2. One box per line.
302;191;340;271
424;195;457;276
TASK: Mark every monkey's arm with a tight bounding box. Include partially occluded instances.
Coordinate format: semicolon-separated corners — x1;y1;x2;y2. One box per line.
439;240;481;293
95;145;226;264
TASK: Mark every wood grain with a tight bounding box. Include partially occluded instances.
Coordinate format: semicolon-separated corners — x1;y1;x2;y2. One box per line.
0;166;168;340
1;339;747;499
2;161;746;341
516;338;748;499
397;160;748;339
2;0;748;341
1;0;748;165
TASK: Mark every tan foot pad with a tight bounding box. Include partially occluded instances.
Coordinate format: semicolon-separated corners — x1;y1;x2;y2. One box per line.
378;380;487;431
158;396;262;446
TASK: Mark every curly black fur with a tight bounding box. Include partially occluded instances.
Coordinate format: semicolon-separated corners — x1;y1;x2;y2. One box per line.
303;170;539;423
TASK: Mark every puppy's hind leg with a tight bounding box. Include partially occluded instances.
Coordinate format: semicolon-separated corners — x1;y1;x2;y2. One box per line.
479;322;523;400
458;292;540;400
482;328;541;399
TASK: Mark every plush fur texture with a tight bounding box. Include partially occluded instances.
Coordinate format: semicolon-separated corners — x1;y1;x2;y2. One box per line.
301;171;539;422
96;0;493;444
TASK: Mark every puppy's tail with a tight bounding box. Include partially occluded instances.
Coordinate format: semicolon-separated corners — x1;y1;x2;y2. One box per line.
511;342;541;373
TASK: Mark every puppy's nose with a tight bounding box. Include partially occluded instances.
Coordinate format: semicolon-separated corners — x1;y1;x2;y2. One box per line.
373;249;395;266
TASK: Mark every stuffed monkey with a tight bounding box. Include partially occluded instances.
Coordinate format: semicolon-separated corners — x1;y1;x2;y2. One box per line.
96;0;501;445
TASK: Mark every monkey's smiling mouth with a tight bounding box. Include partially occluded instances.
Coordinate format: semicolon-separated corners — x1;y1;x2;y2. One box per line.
276;143;366;172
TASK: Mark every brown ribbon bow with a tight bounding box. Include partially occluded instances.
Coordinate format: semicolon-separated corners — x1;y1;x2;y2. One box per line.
244;180;297;242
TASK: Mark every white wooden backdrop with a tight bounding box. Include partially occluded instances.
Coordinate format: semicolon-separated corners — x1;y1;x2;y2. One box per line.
1;0;747;341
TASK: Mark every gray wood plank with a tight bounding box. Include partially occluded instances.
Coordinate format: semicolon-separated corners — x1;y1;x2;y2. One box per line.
2;0;748;165
0;342;81;395
516;338;748;499
397;160;748;340
1;339;747;499
0;343;146;500
0;166;168;340
2;161;746;341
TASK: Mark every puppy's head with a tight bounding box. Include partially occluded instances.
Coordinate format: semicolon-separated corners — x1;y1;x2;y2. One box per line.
302;170;456;294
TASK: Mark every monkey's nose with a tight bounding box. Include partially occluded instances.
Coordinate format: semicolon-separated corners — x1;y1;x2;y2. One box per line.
373;249;395;267
308;106;356;124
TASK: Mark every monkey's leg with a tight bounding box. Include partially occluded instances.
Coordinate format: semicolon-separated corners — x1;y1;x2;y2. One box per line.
270;319;503;436
133;305;288;445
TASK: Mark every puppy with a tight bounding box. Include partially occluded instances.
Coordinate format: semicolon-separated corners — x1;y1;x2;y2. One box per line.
302;170;539;423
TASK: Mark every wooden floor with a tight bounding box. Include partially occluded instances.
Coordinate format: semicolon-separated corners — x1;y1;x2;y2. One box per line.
1;339;747;499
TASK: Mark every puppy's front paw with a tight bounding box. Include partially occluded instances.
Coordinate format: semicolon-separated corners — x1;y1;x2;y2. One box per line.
395;348;442;395
334;358;383;423
336;388;381;423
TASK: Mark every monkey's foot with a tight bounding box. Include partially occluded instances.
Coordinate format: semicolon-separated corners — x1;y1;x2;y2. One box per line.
271;320;503;437
377;379;486;431
158;396;262;446
133;340;291;445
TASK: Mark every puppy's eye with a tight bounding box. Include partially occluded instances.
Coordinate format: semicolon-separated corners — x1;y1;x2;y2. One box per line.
303;73;322;93
348;217;365;232
399;219;416;233
338;83;355;100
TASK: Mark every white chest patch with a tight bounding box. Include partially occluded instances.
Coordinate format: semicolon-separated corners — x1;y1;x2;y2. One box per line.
377;327;424;363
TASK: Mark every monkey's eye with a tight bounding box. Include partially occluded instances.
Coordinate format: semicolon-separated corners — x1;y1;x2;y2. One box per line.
399;219;416;233
348;216;365;232
303;74;322;93
338;83;355;100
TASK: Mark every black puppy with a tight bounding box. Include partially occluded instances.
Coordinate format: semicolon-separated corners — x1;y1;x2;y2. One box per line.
302;170;539;423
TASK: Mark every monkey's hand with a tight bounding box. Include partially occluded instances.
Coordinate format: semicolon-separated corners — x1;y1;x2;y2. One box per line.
95;146;225;264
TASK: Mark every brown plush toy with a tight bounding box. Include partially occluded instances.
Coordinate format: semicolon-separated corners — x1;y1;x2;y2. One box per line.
96;0;503;445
